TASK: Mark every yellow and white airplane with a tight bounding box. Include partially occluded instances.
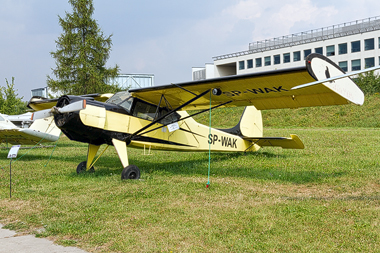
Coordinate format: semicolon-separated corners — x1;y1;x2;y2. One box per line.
29;54;379;179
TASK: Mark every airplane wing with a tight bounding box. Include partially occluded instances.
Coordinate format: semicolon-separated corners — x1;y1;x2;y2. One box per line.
27;93;113;111
129;53;368;111
0;128;59;145
244;134;304;149
0;114;61;145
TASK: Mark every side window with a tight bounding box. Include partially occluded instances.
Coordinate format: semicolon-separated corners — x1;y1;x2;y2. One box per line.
132;99;180;124
158;108;181;125
132;100;158;121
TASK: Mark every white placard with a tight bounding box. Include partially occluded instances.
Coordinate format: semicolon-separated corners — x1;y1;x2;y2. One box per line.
7;145;21;159
167;122;179;132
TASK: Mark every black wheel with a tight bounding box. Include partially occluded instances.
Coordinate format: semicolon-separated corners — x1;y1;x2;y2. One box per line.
121;165;140;180
76;161;94;174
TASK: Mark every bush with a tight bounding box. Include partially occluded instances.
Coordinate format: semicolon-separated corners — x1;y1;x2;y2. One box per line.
355;71;380;94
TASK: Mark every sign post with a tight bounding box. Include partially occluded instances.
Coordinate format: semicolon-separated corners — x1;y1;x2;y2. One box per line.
7;145;20;198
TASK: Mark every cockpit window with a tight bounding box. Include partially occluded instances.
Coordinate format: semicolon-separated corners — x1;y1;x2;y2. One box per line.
0;115;4;121
132;99;180;124
106;91;134;112
106;91;131;105
119;97;134;112
133;100;157;121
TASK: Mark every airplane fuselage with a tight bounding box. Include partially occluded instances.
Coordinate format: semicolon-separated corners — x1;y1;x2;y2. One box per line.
53;95;260;153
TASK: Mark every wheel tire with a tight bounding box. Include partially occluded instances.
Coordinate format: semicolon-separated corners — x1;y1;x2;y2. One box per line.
76;161;94;174
121;165;140;180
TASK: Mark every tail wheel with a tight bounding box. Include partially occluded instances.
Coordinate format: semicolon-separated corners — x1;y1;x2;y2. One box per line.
121;165;140;180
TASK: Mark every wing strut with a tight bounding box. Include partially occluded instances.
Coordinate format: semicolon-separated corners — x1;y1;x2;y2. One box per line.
137;100;233;137
128;89;211;142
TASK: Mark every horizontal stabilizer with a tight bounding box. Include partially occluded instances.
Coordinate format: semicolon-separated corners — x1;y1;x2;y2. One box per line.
244;134;304;149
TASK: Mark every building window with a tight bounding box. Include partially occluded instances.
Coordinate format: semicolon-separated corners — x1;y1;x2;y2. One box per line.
339;43;347;54
247;59;253;69
283;53;290;63
256;58;262;67
339;61;348;72
379;37;380;48
239;61;245;70
293;51;301;62
365;57;375;68
274;55;280;65
365;38;374;50
304;49;311;59
326;45;335;56
351;41;360;53
264;56;271;66
351;59;361;71
315;47;323;55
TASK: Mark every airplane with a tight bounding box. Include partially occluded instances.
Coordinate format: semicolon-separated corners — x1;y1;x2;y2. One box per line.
29;53;380;180
0;93;113;146
0;112;60;145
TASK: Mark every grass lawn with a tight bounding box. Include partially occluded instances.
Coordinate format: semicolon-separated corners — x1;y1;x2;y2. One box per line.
1;126;380;252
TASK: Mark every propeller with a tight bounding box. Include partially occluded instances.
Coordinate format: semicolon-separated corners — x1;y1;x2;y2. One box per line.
31;100;87;120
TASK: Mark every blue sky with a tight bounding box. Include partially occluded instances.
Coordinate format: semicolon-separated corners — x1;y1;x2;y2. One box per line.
1;0;380;100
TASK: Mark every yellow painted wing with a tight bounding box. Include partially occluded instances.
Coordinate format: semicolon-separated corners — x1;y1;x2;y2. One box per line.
130;54;364;111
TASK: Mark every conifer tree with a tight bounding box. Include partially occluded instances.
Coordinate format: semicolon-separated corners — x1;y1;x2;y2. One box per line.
47;0;120;95
1;78;27;115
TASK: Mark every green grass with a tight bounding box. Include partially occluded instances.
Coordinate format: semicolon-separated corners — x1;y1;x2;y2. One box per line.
1;95;380;252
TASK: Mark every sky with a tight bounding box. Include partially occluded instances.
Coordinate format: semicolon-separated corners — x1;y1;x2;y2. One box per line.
1;0;380;100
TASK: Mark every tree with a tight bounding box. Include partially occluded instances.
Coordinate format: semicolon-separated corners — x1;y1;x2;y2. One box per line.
47;0;121;95
355;71;380;95
0;77;27;115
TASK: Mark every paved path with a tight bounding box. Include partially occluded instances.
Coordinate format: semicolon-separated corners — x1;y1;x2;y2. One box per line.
0;224;88;253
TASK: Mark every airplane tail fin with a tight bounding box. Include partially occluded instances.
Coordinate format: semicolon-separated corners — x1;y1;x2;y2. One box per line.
219;106;263;138
220;106;304;149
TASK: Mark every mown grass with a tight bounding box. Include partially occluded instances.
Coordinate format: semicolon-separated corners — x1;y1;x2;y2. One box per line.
0;95;380;252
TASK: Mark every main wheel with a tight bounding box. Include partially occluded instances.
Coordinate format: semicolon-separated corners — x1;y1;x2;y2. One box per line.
76;161;95;174
121;165;140;180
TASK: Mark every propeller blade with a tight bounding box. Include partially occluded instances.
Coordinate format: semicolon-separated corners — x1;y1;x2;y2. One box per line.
31;100;86;120
31;109;53;120
57;100;86;113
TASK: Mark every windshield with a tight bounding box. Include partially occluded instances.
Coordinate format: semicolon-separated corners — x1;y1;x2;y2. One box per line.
106;91;131;105
106;91;134;111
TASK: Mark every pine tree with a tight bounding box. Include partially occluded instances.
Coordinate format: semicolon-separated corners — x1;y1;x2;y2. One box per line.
1;78;27;115
47;0;120;95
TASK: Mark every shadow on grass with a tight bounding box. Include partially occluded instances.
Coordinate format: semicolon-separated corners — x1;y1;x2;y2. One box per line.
3;146;347;184
70;151;346;184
